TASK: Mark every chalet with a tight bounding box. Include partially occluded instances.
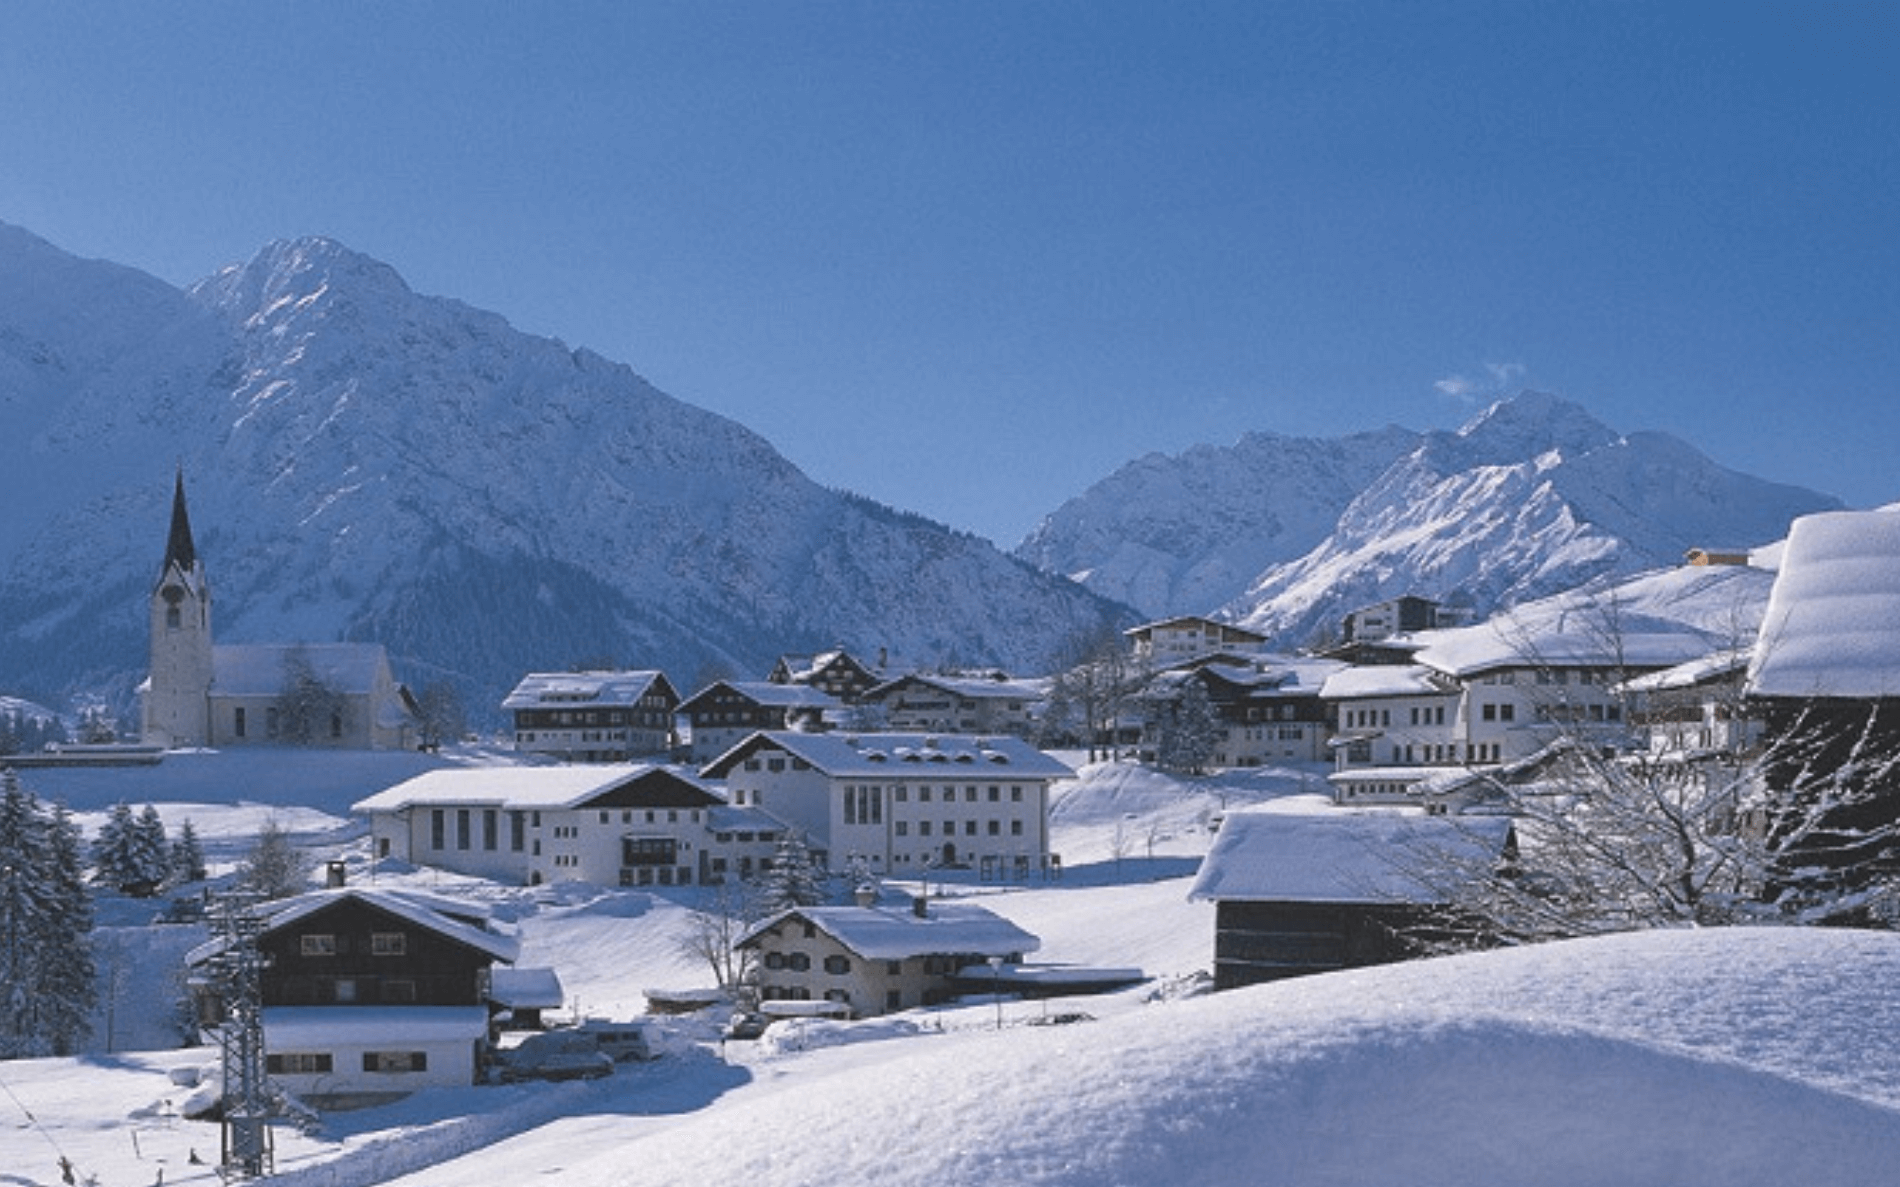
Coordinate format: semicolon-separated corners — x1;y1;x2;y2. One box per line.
502;670;680;761
355;764;783;888
1744;509;1900;908
1189;805;1512;990
859;672;1043;737
1144;658;1339;768
678;680;839;763
186;887;520;1106
141;473;416;750
1618;648;1758;757
736;896;1039;1017
1125;616;1268;669
703;731;1070;880
768;649;883;703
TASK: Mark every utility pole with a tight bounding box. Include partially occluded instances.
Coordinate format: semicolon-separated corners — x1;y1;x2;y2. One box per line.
206;893;274;1180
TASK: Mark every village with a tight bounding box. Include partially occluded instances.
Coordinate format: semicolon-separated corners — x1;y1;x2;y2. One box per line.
3;472;1896;1162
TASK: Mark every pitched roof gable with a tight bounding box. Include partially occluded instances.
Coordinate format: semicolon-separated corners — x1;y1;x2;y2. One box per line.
737;900;1039;961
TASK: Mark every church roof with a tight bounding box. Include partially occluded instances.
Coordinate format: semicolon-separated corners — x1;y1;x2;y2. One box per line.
162;468;198;573
210;643;394;697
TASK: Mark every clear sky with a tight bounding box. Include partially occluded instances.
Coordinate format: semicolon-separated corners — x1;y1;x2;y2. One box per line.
2;1;1895;547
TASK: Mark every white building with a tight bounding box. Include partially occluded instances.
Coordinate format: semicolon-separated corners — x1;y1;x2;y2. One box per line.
355;764;783;888
859;672;1043;736
702;731;1071;880
737;897;1039;1017
1125;616;1268;669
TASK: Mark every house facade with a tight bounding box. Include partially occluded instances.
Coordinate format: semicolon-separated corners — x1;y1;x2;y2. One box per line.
860;673;1042;737
356;764;782;888
502;670;680;762
187;888;519;1105
1125;616;1268;669
736;898;1038;1017
678;680;839;763
703;731;1070;880
141;472;415;750
768;649;882;703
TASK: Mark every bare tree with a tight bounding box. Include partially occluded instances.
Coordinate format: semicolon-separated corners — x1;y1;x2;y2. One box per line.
1044;624;1140;762
675;879;761;993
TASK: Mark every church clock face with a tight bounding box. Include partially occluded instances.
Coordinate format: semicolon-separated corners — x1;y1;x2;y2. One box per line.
161;585;185;605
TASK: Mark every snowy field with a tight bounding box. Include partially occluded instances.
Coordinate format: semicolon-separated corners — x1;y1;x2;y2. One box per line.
5;748;1900;1186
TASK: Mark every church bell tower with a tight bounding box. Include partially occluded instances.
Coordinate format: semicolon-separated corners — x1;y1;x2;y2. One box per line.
142;469;214;747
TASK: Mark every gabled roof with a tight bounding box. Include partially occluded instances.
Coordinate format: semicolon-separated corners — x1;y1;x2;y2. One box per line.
1321;664;1456;701
677;680;840;715
160;468;198;577
1189;806;1513;905
209;642;395;698
501;670;678;710
1125;616;1268;644
736;900;1039;961
1617;647;1752;695
489;967;566;1010
188;887;521;966
1747;509;1900;699
700;731;1073;781
354;763;721;814
862;672;1043;703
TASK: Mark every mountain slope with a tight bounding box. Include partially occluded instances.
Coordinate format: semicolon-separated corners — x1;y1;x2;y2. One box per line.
1015;427;1421;615
1227;393;1840;644
0;225;1124;712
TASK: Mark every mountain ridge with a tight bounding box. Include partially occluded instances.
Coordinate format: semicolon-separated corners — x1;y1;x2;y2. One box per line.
0;224;1126;716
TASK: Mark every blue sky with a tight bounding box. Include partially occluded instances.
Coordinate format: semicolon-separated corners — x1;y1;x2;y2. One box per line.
3;1;1895;546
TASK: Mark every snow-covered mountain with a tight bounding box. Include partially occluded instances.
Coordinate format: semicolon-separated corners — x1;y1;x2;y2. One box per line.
1016;427;1421;616
0;223;1124;713
1020;392;1839;643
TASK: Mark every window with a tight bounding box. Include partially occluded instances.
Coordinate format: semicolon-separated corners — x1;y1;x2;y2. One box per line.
988;820;1001;835
787;952;812;972
1011;820;1023;836
1499;704;1516;723
267;1053;333;1074
300;934;337;957
363;1051;427;1074
824;954;851;975
431;809;446;850
456;809;471;850
330;710;343;739
765;951;786;970
370;932;406;956
381;979;417;1003
233;707;246;738
988;786;1000;801
896;821;909;836
511;811;526;852
483;809;498;851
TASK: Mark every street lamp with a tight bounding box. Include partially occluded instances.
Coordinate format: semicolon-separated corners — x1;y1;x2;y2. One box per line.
988;956;1004;1030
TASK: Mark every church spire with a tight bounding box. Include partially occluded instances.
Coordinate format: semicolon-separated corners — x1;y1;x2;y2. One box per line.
164;467;197;574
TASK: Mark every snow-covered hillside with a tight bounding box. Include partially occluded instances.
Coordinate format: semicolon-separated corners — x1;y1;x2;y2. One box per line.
0;223;1124;713
1021;392;1838;637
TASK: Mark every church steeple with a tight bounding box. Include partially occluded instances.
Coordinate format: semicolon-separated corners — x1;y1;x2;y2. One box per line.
163;467;198;576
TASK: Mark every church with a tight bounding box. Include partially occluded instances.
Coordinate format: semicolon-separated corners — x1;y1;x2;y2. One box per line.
140;472;417;750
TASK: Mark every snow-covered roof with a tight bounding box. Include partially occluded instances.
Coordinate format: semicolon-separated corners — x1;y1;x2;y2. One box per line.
1321;664;1451;700
1747;509;1900;699
354;763;714;814
210;642;392;697
489;967;566;1010
262;1005;490;1045
702;731;1073;781
706;804;787;834
1125;616;1268;643
864;673;1043;702
677;680;840;714
188;887;520;966
737;900;1040;961
1617;647;1751;695
1189;807;1513;904
501;670;674;709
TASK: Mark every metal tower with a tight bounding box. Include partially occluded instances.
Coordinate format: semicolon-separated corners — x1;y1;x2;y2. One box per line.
206;893;274;1179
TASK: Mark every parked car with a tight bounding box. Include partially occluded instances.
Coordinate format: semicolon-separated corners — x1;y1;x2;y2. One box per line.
574;1020;655;1062
724;1011;769;1041
497;1030;614;1083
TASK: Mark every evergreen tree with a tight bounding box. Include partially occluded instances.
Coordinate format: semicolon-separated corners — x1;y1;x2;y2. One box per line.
128;804;171;893
170;818;207;885
89;802;136;892
755;835;828;914
0;772;53;1057
239;818;307;900
36;803;95;1055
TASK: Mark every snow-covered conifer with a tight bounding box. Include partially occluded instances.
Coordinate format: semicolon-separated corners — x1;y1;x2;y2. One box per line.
755;835;828;913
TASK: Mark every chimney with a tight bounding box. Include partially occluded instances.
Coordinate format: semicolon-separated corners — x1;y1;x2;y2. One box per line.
325;860;347;889
912;895;928;919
